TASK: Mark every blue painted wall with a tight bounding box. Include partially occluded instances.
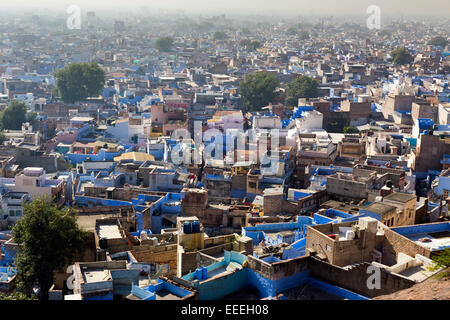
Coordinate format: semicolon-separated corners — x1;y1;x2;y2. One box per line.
306;278;369;300
392;222;450;237
83;292;114;300
197;268;248;300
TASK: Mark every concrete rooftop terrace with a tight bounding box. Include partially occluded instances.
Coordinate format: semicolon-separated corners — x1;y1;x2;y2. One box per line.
363;202;397;215
384;192;416;203
392;222;450;251
82;268;112;283
98;224;122;240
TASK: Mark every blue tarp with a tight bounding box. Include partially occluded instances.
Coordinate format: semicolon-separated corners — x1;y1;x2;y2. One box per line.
418;118;434;130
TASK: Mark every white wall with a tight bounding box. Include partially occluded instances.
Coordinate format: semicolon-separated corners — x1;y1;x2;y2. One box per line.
295;111;323;132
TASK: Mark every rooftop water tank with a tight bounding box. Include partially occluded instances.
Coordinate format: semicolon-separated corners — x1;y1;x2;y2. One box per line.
201;266;208;280
183;222;192;234
345;230;355;240
195;268;203;280
140;231;148;241
192;221;200;233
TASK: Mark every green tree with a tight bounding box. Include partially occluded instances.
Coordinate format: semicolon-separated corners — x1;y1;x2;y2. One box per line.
0;132;7;145
431;248;450;278
390;47;413;65
155;37;174;52
285;75;319;107
241;39;261;51
343;126;359;134
238;72;280;112
241;27;252;35
198;21;214;31
299;30;310;40
287;27;297;36
0;291;37;300
12;197;88;300
213;31;228;40
55;62;105;104
27;111;37;125
378;30;390;37
326;116;349;133
248;41;261;51
0;100;28;130
428;36;448;48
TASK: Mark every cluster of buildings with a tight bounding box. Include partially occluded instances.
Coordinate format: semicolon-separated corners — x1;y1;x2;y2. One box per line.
0;12;449;300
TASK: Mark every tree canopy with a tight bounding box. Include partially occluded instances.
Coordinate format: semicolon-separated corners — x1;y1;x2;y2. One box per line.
0;132;7;145
213;31;228;40
285;75;319;107
299;30;310;40
240;39;261;51
287;27;297;36
155;37;174;52
241;27;252;35
428;36;448;48
12;197;88;300
0;291;37;300
390;47;413;65
238;72;280;112
431;248;450;278
343;126;359;134
55;62;105;104
0;100;28;130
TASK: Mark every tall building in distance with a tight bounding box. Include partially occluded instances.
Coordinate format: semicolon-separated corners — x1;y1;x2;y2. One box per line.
114;20;125;33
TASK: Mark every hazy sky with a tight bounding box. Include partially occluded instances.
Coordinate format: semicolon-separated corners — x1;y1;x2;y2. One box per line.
2;0;450;17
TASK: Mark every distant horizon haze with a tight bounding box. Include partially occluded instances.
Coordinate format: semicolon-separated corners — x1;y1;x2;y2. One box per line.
1;0;449;17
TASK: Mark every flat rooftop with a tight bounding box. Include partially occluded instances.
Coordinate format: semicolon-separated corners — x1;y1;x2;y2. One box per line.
155;289;181;300
363;202;397;215
408;232;450;251
398;265;436;282
82;268;112;283
98;224;122;239
393;222;450;251
384;192;416;203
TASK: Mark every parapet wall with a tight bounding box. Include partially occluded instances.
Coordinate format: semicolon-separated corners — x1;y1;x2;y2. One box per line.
308;257;415;298
247;255;416;298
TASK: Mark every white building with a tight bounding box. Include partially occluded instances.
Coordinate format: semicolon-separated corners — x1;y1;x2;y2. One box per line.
0;192;31;226
9;167;64;200
294;110;323;132
252;115;282;130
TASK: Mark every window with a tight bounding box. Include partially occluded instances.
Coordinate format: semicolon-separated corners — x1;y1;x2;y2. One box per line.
9;210;15;217
157;263;170;274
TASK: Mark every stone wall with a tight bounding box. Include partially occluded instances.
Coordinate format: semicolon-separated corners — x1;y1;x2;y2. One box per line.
263;193;283;216
179;250;197;276
382;228;432;265
415;134;450;172
305;225;336;263
326;175;368;200
308;257;415;298
232;175;247;191
131;244;177;276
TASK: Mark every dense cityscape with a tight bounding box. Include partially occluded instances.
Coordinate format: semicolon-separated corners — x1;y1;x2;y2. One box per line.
0;0;449;306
